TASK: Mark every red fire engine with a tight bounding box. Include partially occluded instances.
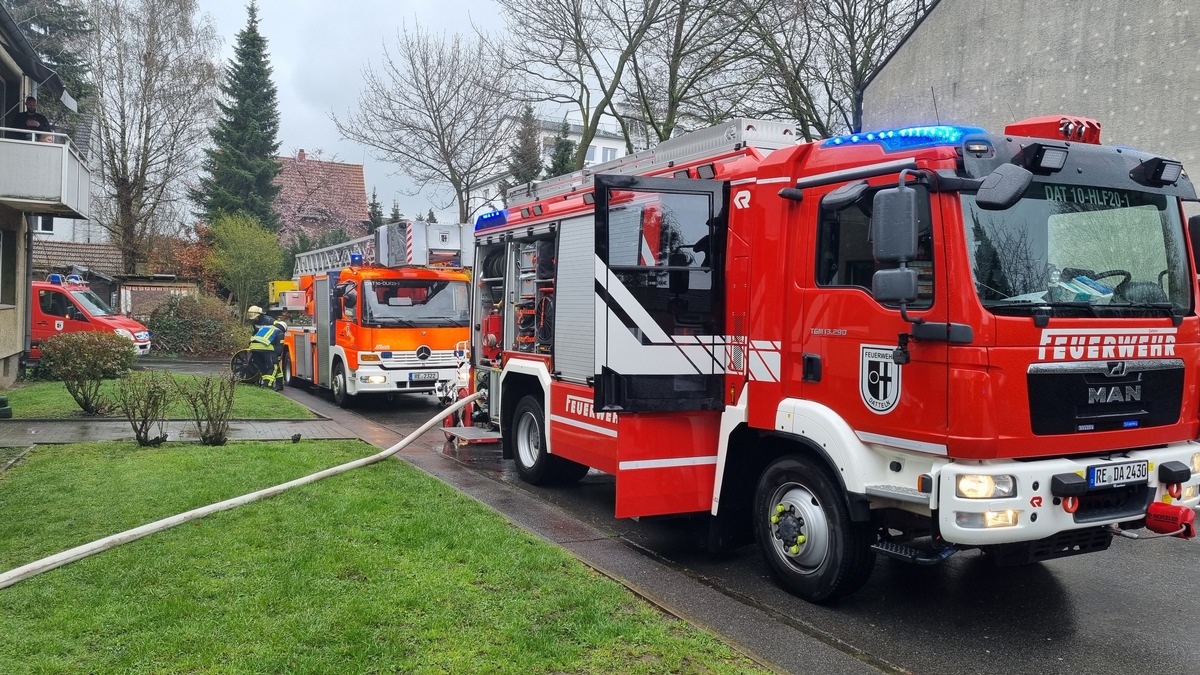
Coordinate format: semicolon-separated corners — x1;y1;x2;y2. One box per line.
455;117;1199;602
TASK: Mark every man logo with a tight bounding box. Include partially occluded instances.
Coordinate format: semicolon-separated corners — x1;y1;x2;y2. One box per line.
860;345;901;414
1105;361;1128;378
416;345;432;361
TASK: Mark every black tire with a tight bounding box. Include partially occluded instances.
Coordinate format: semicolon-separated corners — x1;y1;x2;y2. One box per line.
331;359;353;408
510;395;554;484
753;455;876;603
554;458;591;483
281;352;294;387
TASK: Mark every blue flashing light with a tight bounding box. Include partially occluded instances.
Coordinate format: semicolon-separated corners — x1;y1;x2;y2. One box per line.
1123;420;1140;429
475;209;508;231
47;273;63;285
821;125;987;152
349;253;364;266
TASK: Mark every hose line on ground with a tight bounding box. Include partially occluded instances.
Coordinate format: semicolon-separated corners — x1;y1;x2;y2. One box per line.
0;392;483;590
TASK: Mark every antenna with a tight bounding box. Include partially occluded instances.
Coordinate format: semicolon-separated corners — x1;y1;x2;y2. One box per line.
930;87;940;125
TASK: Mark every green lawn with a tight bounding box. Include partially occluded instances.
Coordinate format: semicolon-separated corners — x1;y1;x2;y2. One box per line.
0;441;765;674
5;376;315;419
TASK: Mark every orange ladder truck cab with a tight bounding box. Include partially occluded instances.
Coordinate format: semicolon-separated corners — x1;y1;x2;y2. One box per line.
458;117;1200;603
30;274;152;359
282;220;472;407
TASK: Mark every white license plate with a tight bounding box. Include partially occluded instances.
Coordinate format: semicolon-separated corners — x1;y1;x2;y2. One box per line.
409;372;438;381
1087;460;1149;488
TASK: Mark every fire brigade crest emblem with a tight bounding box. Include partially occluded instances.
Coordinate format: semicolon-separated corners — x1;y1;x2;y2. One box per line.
860;344;901;414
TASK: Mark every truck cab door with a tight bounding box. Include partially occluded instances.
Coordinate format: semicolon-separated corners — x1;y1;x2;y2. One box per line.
593;174;728;412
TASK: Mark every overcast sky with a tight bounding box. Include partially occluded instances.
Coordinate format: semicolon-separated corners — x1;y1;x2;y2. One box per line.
202;0;503;222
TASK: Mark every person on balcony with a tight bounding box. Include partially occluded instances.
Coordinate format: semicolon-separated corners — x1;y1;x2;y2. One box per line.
10;96;51;141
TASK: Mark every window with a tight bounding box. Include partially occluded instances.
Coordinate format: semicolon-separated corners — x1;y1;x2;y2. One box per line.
602;147;617;162
39;289;72;318
37;216;53;233
585;145;596;163
0;229;15;306
816;183;934;308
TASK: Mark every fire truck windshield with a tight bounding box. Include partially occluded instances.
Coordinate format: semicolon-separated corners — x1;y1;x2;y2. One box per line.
961;183;1189;318
362;279;469;328
69;290;117;317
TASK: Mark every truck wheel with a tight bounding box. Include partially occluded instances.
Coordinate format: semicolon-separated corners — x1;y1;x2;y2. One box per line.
753;455;876;603
510;395;555;485
281;353;293;387
331;360;353;408
554;458;590;483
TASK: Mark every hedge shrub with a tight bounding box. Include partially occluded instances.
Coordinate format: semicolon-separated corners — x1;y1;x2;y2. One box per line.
147;294;250;357
39;331;137;415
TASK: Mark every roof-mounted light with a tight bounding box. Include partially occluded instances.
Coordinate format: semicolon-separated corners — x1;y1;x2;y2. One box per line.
1022;142;1069;173
822;125;986;152
1131;157;1185;186
47;273;63;285
349;253;363;266
475;209;508;231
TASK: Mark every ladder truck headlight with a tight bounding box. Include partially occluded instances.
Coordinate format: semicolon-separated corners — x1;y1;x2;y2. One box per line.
1189;453;1200;475
360;374;387;384
1183;485;1199;501
955;474;1016;499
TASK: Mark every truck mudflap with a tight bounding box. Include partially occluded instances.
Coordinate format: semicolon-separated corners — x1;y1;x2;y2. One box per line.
934;443;1200;546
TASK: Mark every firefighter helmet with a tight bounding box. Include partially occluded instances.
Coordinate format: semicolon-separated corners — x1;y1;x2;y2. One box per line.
247;305;263;317
273;320;287;332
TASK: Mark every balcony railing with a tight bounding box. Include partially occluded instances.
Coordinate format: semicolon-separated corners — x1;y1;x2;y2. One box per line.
0;127;89;219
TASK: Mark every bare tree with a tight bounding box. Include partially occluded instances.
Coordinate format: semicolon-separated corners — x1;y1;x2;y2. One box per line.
615;0;767;149
89;0;219;274
747;0;927;139
494;0;668;169
334;24;519;223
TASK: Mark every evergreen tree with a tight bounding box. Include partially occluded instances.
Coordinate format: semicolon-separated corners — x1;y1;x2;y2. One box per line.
389;200;403;223
7;0;93;123
545;118;577;178
367;187;384;233
508;103;542;186
415;211;425;222
425;208;438;224
191;1;282;230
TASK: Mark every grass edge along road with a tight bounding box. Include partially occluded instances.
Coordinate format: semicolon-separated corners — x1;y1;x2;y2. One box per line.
4;375;315;419
0;440;768;674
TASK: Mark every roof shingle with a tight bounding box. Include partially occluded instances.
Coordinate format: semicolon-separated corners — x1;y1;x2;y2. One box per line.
32;240;122;276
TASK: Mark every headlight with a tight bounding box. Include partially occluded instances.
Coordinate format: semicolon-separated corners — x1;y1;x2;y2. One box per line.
113;328;134;340
1183;485;1199;501
1190;453;1200;474
956;510;1020;528
359;375;387;384
359;353;381;362
955;474;1016;499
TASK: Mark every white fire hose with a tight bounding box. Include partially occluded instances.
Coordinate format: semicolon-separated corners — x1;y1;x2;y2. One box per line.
0;392;482;590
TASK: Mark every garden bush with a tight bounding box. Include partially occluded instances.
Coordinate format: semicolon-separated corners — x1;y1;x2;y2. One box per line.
176;374;237;445
114;370;172;445
147;294;250;357
39;332;137;415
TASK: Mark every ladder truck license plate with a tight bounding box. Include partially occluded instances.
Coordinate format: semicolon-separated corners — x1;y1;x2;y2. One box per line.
409;372;438;381
1087;460;1149;488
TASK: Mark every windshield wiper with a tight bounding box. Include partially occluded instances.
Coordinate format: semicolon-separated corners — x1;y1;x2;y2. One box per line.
373;317;418;327
427;317;467;327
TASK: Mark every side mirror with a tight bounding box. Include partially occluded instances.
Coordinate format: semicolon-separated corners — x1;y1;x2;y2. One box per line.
343;289;357;309
872;268;918;304
872;183;918;263
332;284;346;298
975;163;1032;210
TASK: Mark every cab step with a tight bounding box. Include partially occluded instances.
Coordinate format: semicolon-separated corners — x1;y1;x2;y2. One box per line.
442;426;502;444
870;540;957;565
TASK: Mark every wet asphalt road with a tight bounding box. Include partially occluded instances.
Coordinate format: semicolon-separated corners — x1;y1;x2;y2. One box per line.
334;390;1200;675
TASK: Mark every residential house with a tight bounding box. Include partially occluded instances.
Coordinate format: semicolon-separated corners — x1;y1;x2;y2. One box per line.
273;149;370;244
34;113;105;243
861;0;1198;175
0;4;89;387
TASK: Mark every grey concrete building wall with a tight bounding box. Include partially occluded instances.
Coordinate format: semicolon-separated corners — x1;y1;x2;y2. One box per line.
862;1;1199;169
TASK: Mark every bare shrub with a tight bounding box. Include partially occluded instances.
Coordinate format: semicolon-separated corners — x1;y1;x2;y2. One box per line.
115;370;172;446
175;374;237;445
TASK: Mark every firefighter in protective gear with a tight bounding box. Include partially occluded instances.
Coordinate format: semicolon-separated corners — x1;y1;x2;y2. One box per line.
248;320;287;390
247;305;273;328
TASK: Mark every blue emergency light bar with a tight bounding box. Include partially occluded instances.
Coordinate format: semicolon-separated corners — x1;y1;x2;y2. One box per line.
822;125;987;152
349;253;363;265
47;273;63;284
475;209;508;231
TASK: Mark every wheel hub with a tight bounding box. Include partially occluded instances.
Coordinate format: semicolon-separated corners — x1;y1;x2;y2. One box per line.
769;485;831;570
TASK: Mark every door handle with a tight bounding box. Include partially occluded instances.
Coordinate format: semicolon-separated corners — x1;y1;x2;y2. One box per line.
802;353;822;383
36;321;48;326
